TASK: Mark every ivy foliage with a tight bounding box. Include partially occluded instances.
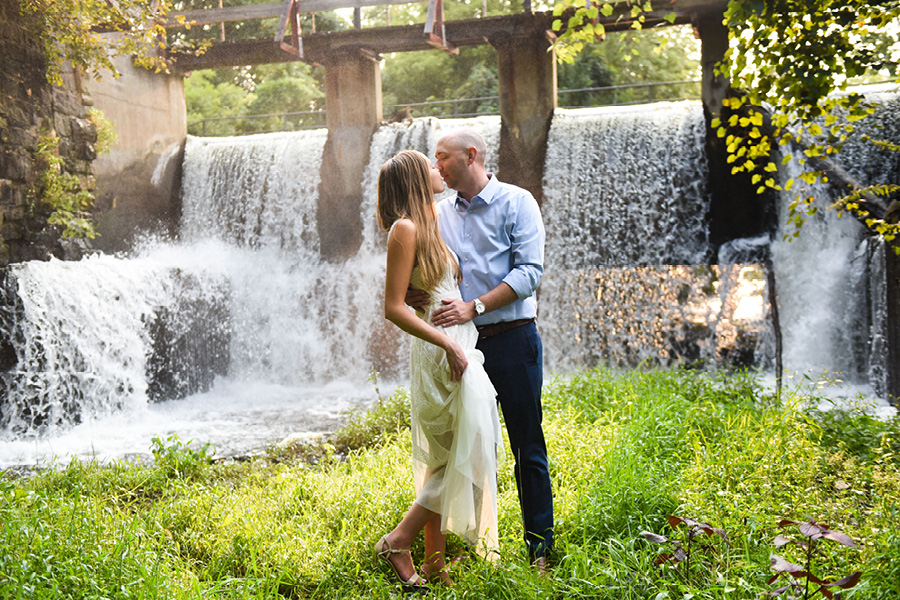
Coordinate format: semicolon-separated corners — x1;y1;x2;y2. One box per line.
29;110;117;240
31;132;98;240
550;0;669;63
18;0;206;86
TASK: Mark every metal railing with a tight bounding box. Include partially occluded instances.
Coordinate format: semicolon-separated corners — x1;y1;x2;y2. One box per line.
383;95;500;120
189;80;702;136
558;79;701;107
188;109;327;137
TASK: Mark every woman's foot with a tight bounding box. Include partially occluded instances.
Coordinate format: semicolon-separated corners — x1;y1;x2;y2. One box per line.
374;535;425;587
421;553;454;587
421;565;454;587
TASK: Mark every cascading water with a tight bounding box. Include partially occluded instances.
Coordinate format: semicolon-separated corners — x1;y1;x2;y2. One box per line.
0;119;502;466
769;159;868;379
1;90;895;467
540;102;761;371
771;85;900;389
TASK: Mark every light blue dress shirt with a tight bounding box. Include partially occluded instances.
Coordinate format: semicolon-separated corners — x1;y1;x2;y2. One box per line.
436;175;545;326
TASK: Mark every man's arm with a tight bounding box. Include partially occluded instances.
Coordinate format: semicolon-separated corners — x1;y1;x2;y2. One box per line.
405;286;430;312
503;192;545;299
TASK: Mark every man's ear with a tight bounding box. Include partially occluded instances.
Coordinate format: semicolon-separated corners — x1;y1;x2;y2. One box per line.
466;147;476;165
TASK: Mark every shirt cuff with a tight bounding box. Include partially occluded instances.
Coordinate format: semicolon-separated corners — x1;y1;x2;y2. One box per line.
503;268;541;300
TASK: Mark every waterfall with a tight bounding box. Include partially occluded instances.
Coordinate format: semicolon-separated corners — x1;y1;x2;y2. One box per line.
0;90;895;464
0;119;502;455
770;159;867;379
771;84;900;385
0;256;172;433
540;103;742;371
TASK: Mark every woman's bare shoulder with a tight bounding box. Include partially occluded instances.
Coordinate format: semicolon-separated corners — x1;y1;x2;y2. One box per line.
388;218;417;243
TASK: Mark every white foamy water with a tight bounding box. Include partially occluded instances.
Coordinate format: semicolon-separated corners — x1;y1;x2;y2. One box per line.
1;98;896;469
0;120;501;468
0;379;378;469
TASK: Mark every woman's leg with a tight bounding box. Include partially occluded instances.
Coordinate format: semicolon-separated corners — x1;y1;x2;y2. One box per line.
423;513;452;585
381;503;437;582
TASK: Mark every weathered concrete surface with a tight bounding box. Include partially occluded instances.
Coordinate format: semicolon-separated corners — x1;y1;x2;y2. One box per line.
491;31;557;206
316;52;382;261
85;50;186;253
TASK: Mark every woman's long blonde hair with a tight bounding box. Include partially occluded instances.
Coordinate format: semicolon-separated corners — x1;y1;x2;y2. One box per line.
377;150;459;291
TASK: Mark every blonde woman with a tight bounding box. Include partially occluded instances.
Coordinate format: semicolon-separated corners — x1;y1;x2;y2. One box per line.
373;150;500;587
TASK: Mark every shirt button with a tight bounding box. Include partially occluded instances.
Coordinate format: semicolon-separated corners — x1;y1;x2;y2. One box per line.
464;257;468;262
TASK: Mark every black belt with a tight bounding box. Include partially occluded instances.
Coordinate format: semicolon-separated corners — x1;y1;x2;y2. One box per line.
476;318;534;339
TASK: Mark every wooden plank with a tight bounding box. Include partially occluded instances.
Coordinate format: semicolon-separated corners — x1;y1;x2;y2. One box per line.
298;0;420;10
423;0;437;33
165;0;421;27
165;3;284;27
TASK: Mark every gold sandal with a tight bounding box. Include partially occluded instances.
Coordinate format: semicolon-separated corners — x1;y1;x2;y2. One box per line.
374;535;426;587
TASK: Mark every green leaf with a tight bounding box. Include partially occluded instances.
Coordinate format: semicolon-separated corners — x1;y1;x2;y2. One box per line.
664;12;676;23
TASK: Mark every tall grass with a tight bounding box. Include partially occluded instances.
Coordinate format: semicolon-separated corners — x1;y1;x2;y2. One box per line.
0;368;897;599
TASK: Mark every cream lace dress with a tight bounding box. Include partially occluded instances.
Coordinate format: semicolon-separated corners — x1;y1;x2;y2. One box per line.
407;257;502;559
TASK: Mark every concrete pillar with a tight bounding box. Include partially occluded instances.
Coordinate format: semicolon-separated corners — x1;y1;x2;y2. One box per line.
86;50;186;253
490;31;556;206
696;13;729;127
317;51;382;261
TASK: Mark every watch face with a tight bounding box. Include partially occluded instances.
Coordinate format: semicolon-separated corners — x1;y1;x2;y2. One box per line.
475;299;485;314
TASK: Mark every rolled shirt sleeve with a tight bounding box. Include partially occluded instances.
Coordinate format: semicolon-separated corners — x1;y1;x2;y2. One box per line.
502;192;545;300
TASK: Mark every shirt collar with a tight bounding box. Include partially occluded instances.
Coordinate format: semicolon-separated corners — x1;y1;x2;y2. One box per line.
455;174;498;210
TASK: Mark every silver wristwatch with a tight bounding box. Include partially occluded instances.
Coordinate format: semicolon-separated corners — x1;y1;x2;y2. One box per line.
473;297;486;316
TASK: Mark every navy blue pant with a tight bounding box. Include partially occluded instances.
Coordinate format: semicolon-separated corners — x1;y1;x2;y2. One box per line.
477;321;554;560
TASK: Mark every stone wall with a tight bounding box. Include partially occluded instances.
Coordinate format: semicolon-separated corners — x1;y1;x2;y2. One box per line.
0;0;98;264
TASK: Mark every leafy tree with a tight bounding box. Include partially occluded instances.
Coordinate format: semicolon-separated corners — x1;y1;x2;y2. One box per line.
715;0;900;247
185;69;254;136
18;0;205;85
558;25;699;106
185;62;325;135
381;46;499;116
247;67;325;131
551;0;900;247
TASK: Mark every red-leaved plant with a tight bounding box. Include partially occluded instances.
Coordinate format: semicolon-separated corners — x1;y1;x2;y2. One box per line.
765;518;862;599
640;516;730;577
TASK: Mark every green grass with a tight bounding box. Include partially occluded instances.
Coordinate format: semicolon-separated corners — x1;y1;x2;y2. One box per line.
1;368;898;599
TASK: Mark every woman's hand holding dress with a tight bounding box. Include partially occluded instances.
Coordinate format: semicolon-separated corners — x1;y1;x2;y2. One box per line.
442;338;468;382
